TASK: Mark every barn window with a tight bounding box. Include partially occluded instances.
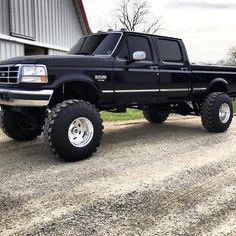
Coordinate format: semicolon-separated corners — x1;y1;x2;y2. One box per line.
9;0;36;40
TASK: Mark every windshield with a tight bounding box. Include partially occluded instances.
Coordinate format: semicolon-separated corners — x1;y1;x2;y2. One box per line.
68;33;122;56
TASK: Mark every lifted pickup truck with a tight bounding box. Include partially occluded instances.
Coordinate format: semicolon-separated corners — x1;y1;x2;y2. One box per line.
0;31;236;161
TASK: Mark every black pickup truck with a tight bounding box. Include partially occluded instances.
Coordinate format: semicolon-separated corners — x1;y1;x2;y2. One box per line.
0;31;236;161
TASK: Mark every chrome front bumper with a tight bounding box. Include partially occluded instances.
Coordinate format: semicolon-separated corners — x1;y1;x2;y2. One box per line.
0;88;54;107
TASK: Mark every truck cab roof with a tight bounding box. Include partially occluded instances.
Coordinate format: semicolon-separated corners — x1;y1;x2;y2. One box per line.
91;30;182;41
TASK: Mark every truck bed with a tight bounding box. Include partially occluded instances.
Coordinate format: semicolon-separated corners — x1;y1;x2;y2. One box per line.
191;64;236;73
190;64;236;96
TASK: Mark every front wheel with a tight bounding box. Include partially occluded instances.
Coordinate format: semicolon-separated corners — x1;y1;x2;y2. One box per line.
201;92;233;133
43;100;104;162
0;111;42;141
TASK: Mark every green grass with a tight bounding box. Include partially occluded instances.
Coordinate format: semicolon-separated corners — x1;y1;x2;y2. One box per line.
233;101;236;112
101;109;143;122
100;101;236;122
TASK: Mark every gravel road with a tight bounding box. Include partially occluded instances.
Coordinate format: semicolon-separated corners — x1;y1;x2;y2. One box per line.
1;116;236;236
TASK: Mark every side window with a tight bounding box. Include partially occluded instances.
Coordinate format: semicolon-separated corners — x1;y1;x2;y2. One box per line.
157;39;183;62
118;41;129;60
127;36;152;61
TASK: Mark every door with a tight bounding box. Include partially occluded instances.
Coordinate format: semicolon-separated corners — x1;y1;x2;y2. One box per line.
113;34;160;105
154;37;191;102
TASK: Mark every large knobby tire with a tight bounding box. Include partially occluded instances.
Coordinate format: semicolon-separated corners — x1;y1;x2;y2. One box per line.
143;108;169;124
0;111;42;141
201;92;233;133
43;100;104;162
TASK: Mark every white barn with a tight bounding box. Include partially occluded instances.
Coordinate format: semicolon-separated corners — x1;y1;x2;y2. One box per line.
0;0;91;61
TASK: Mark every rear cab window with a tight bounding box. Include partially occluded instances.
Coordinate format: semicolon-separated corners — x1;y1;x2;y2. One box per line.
154;37;183;63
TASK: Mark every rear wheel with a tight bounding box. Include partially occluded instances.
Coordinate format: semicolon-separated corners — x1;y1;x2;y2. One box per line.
201;92;233;132
0;111;42;141
143;108;169;124
43;100;103;162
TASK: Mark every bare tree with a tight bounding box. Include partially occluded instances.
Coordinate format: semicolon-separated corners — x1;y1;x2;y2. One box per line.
107;0;163;34
227;47;236;66
217;47;236;66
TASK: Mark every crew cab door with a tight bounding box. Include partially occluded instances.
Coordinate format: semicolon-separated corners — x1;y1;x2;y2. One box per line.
112;34;159;105
153;37;191;102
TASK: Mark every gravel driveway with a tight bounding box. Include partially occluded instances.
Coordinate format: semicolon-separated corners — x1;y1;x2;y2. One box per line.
0;116;236;236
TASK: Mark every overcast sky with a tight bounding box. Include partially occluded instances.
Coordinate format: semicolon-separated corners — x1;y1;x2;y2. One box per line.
83;0;236;63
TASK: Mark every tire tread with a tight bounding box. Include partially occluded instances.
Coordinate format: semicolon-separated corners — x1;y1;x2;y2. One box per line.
43;100;104;161
143;109;169;124
201;92;233;133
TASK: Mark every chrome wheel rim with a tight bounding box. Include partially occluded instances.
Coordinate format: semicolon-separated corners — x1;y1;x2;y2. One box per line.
219;103;230;124
68;117;94;147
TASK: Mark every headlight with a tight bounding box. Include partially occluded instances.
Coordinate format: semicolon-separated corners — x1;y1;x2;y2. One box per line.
20;65;48;83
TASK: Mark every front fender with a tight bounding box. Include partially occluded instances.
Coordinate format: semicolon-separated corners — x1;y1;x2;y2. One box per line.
51;74;98;92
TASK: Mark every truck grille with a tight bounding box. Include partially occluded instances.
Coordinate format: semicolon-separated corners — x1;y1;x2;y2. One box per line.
0;66;19;84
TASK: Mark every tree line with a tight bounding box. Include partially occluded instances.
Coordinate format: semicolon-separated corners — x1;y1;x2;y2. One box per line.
218;47;236;66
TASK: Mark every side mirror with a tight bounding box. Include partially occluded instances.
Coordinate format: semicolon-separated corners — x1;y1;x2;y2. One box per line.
133;51;146;61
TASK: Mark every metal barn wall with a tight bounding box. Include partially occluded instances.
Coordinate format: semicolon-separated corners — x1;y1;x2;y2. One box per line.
48;49;67;56
0;0;10;35
34;0;83;49
0;40;24;61
0;0;84;61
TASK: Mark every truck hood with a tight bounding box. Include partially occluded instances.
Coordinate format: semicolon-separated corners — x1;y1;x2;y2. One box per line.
0;55;114;68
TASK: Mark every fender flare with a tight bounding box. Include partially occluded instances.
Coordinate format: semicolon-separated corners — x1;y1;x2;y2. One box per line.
52;74;99;94
208;78;228;92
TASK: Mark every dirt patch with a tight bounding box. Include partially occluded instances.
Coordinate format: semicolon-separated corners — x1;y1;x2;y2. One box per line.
1;116;236;235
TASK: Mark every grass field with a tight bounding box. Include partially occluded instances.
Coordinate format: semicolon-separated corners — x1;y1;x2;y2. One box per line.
233;101;236;112
101;101;236;122
101;109;143;122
